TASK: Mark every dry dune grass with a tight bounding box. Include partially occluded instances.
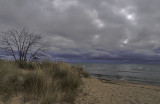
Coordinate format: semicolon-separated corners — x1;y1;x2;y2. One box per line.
0;60;88;104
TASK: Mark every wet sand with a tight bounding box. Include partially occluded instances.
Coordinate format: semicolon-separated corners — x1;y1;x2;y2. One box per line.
75;78;160;104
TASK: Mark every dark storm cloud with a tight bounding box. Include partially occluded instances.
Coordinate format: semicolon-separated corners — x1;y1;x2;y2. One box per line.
0;0;160;62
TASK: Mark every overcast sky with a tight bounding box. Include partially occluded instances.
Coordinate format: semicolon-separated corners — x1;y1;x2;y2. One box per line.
0;0;160;63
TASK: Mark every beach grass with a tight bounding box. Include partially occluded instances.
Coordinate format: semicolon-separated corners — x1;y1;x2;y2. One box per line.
0;60;89;104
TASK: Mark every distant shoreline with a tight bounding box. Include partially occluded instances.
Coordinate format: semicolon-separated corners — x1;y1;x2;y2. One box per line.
90;76;160;87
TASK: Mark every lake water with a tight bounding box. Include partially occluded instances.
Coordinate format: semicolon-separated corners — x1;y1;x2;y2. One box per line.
74;63;160;85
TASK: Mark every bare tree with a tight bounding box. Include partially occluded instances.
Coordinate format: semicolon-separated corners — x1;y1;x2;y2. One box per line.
0;27;48;63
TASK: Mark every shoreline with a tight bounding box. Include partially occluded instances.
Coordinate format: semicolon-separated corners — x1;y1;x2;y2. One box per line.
75;77;160;104
91;77;160;91
89;75;160;87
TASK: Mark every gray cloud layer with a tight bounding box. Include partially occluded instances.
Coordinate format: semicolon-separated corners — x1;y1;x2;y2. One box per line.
0;0;160;62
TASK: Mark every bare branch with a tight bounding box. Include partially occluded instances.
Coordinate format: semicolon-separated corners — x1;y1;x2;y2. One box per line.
0;27;49;63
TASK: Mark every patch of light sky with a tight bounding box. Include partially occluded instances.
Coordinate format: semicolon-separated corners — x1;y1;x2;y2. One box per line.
94;34;100;40
119;6;137;25
121;28;131;47
52;0;78;11
93;34;100;44
120;9;135;21
86;9;105;28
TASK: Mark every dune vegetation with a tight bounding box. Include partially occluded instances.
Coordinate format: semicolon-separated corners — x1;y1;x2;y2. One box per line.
0;59;89;104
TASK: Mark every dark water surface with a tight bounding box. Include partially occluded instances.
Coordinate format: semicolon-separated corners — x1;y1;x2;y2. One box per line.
74;63;160;85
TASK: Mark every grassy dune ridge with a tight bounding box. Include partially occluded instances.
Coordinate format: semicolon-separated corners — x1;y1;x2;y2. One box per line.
0;60;89;104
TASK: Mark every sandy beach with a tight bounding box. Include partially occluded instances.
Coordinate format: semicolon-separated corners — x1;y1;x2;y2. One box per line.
75;78;160;104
